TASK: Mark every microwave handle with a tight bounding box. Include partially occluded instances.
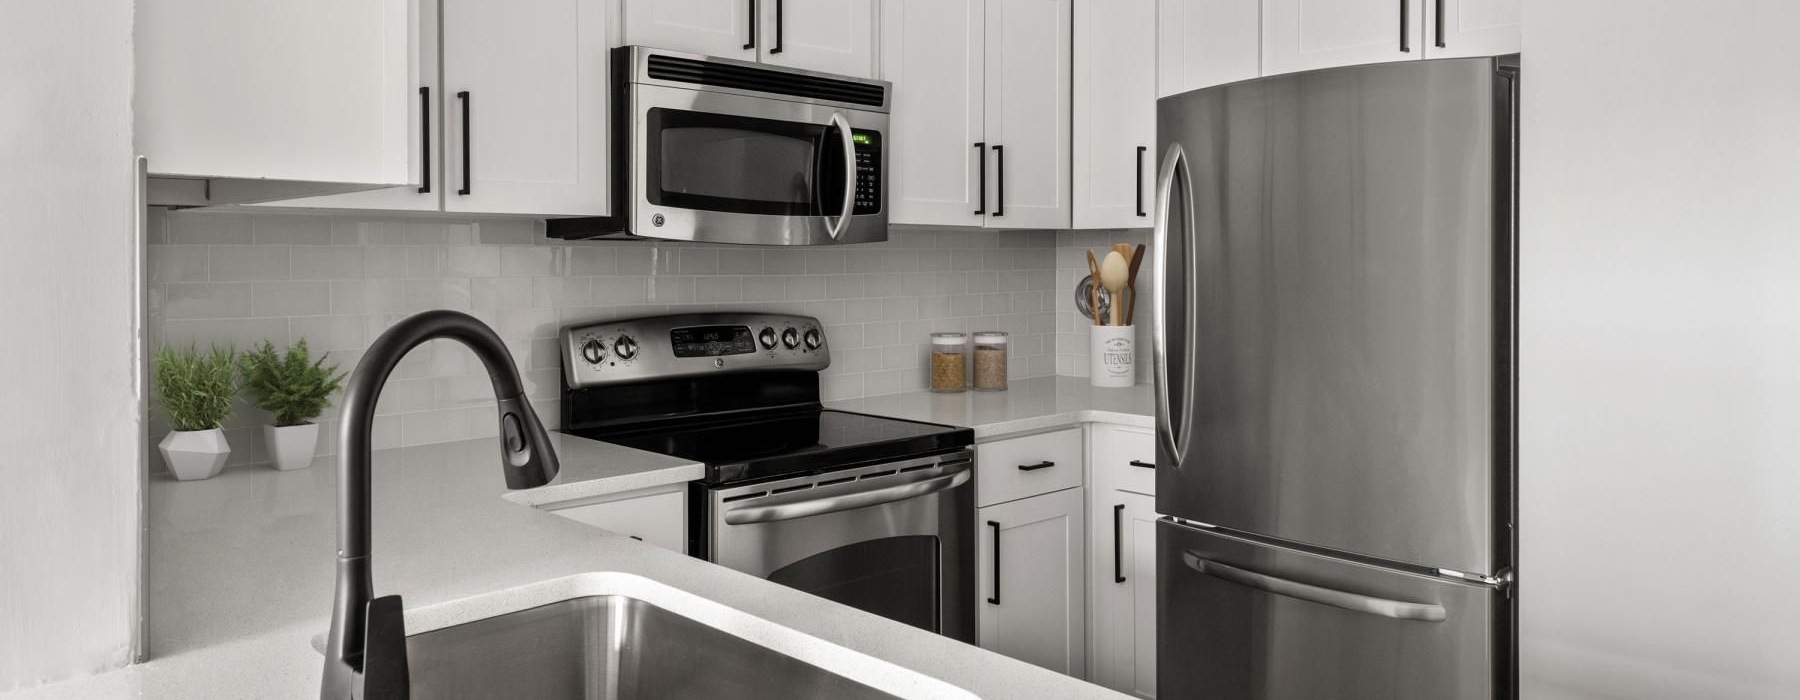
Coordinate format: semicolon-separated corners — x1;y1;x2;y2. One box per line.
826;111;856;240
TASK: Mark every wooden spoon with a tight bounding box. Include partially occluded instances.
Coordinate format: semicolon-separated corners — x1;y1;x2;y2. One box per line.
1124;243;1146;325
1100;251;1129;326
1086;250;1103;326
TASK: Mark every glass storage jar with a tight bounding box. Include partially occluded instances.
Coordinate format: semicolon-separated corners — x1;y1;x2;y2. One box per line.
930;333;968;393
972;331;1009;391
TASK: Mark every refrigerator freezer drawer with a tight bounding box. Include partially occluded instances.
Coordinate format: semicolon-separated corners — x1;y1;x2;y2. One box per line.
1157;520;1496;700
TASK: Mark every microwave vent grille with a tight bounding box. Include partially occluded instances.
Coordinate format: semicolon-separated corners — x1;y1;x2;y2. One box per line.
646;54;886;107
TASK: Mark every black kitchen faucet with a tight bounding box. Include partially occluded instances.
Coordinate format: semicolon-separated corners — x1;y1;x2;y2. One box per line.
320;310;560;700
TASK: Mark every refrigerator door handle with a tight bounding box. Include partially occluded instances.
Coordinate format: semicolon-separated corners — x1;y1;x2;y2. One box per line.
1152;143;1197;465
1181;551;1448;622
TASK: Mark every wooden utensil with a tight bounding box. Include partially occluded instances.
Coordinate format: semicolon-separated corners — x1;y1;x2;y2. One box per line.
1124;243;1146;325
1100;251;1129;326
1086;250;1103;326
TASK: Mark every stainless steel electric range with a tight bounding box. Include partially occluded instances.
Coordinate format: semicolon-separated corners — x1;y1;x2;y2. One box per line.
559;312;976;642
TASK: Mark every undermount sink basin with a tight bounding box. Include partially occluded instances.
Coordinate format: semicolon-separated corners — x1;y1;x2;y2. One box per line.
397;573;976;700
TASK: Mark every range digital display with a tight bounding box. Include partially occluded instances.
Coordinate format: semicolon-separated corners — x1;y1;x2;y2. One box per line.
671;325;755;358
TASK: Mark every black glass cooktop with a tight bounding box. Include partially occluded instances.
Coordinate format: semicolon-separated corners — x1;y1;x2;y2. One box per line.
568;409;973;485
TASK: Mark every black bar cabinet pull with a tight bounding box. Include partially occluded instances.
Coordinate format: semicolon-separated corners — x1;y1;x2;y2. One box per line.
987;521;1002;605
1135;146;1147;216
743;0;756;50
973;142;987;215
1113;504;1126;583
457;91;471;196
1399;0;1411;53
417;87;431;194
1017;461;1055;472
991;144;1005;217
1129;460;1156;469
1434;0;1446;47
770;0;784;54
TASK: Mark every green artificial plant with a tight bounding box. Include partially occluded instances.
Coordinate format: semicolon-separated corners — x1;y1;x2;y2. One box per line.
154;345;240;431
239;339;347;427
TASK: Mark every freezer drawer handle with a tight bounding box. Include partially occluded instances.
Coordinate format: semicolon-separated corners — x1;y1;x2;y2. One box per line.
1182;552;1448;622
723;463;971;525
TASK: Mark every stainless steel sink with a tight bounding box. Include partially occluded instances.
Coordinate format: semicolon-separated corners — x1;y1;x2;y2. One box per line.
407;595;901;699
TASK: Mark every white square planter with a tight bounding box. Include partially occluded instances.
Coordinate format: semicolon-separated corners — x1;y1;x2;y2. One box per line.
265;422;321;471
159;428;230;481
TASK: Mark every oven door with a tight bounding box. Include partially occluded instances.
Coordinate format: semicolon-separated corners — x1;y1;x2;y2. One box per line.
708;452;975;642
630;83;888;246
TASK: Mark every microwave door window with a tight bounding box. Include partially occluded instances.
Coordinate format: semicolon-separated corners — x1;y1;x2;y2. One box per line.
649;108;824;216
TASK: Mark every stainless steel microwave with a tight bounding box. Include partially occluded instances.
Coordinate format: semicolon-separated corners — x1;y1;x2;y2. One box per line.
548;47;890;245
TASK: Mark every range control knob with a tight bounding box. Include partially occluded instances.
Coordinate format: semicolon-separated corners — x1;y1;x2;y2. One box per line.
613;335;639;360
781;328;800;349
758;326;778;349
803;329;822;350
580;339;606;364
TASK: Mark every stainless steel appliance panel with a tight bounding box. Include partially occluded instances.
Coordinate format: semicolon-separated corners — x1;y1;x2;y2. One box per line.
1155;57;1506;574
1158;520;1495;700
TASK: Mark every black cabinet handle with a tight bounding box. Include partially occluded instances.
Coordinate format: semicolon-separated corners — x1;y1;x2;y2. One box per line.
1434;0;1445;48
973;142;986;215
457;90;472;196
1129;460;1156;469
991;144;1005;217
1113;504;1126;583
1017;461;1055;472
1399;0;1411;53
744;0;756;50
770;0;784;54
417;87;431;194
987;521;1001;605
1135;146;1147;216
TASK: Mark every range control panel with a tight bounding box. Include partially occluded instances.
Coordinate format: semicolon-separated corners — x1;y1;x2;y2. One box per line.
562;312;830;389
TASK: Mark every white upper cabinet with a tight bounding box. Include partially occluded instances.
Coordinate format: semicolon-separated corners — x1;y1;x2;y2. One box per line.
760;0;879;78
1424;0;1520;59
983;0;1072;229
1157;0;1261;96
137;0;417;198
881;0;986;227
442;0;610;216
1263;0;1424;76
620;0;759;61
1073;0;1156;229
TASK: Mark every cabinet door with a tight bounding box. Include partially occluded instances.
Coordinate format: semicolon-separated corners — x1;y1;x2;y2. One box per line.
982;0;1071;229
1423;0;1519;59
881;0;986;227
1073;0;1156;229
620;0;759;61
443;0;609;216
546;486;687;554
760;0;878;78
978;487;1086;677
137;0;415;186
1091;491;1157;698
1157;0;1261;97
1263;0;1424;76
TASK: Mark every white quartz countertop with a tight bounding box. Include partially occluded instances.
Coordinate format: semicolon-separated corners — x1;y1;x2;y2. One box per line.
5;424;1131;698
829;376;1155;439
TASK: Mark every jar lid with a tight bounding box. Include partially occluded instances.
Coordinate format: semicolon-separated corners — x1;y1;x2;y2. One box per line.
972;331;1008;343
931;332;968;345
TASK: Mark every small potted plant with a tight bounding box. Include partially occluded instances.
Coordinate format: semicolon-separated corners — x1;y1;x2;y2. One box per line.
240;339;345;471
154;345;239;480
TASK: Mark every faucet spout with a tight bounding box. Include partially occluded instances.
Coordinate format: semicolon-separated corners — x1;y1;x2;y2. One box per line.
321;310;560;699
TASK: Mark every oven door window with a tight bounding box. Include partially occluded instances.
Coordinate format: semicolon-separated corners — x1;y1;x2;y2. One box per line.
767;535;940;634
647;108;847;217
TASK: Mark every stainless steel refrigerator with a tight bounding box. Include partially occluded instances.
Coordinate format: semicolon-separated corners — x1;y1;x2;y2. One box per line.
1152;56;1518;699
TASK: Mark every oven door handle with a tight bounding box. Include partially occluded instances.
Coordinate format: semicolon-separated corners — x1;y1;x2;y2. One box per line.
723;463;971;525
824;111;856;241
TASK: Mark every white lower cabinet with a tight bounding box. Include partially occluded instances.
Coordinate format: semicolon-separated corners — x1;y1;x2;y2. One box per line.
1091;490;1158;697
544;484;687;554
977;486;1087;677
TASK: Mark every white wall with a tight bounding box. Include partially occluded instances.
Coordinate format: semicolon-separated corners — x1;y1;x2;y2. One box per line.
0;1;140;691
1520;1;1800;697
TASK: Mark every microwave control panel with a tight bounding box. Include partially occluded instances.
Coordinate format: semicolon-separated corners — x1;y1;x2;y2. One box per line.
852;130;882;215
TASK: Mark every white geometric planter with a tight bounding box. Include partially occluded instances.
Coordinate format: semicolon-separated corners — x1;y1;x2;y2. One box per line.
159;428;231;481
265;422;321;471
